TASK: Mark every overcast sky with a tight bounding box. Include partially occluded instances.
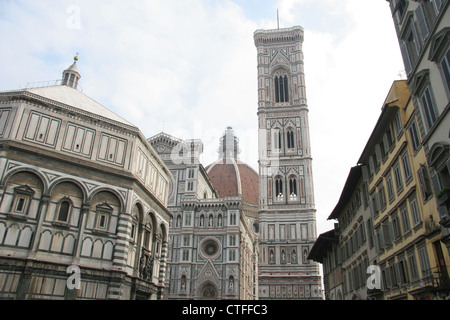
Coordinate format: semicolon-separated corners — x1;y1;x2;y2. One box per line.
0;0;405;235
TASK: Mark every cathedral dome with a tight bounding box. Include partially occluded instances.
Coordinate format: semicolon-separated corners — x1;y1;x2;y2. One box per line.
206;127;259;206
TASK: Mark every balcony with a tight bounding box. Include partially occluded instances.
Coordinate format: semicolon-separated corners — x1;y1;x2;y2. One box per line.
421;266;450;293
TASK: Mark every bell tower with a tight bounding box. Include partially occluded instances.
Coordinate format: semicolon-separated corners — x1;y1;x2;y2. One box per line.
254;26;322;299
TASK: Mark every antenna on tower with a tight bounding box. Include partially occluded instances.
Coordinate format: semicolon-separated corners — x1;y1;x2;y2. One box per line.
277;9;280;29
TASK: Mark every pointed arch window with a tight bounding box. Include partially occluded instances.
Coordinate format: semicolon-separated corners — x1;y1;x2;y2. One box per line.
275;75;289;103
287;129;295;149
275;177;283;198
273;128;282;150
289;177;298;200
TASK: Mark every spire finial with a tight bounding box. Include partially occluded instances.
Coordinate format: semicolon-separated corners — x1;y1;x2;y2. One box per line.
74;52;79;62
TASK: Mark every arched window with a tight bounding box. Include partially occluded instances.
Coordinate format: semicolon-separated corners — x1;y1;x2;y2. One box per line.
287;129;295;149
289;177;297;198
275;177;283;198
274;75;289;103
273;129;282;150
57;200;71;222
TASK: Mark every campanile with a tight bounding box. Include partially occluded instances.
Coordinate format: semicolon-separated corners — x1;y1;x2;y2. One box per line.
254;26;322;299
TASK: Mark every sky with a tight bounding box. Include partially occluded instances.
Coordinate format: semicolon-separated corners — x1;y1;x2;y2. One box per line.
0;0;405;236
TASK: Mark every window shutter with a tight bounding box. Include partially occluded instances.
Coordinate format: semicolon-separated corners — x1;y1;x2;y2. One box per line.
386;266;392;288
374;231;380;252
394;263;402;285
362;165;369;182
389;221;395;243
375;144;382;163
379;227;385;249
362;221;366;242
415;5;429;42
431;172;448;219
383;133;389;154
411;21;423;53
434;0;443;12
400;41;412;75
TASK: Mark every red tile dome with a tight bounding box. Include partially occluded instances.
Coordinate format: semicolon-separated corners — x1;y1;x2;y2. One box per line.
206;127;259;206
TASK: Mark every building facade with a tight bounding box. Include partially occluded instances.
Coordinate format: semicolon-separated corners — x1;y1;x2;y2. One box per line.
0;58;172;300
332;165;376;300
311;80;450;300
387;0;450;254
148;128;259;300
307;230;341;300
254;26;322;299
358;80;449;300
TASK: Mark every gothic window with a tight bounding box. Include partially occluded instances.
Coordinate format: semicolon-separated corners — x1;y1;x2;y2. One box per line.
182;249;189;261
273;128;282;150
183;235;190;246
274;74;289;103
229;235;236;246
229;249;236;261
286;128;295;149
229;212;237;225
275;177;283;198
289;177;297;199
